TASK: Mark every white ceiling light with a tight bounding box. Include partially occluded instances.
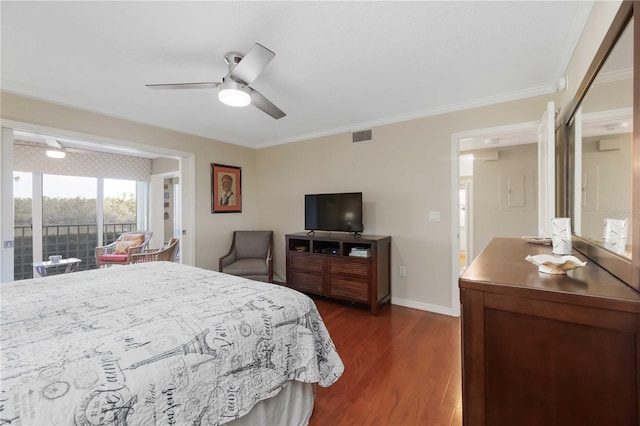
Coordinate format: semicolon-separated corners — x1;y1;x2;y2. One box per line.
46;149;66;159
44;138;66;158
218;78;251;107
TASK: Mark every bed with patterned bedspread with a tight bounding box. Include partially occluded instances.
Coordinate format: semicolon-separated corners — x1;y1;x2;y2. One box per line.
0;262;344;425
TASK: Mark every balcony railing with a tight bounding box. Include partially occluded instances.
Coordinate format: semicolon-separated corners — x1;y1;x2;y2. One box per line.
13;222;137;280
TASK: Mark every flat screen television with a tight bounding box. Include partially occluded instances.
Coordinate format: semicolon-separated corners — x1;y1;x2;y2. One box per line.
305;192;364;234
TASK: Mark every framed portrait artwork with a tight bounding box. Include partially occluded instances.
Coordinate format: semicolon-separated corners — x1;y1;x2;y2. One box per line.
211;163;242;213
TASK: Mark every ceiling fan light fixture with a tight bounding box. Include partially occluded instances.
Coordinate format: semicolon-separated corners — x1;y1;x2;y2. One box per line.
46;149;66;159
218;79;251;107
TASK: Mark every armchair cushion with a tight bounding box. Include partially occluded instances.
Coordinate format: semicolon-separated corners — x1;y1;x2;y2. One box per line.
235;231;272;259
222;259;269;276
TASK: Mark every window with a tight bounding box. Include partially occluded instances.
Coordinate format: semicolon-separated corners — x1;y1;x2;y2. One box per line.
103;178;138;243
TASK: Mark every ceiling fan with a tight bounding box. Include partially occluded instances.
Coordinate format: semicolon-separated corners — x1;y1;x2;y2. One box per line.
146;43;286;119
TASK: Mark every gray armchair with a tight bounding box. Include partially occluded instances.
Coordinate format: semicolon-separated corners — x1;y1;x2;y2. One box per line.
219;231;273;282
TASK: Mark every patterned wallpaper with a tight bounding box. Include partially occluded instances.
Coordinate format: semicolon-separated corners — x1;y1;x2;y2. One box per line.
13;142;152;181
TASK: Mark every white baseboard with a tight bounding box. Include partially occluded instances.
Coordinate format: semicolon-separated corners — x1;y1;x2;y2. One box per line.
391;297;460;317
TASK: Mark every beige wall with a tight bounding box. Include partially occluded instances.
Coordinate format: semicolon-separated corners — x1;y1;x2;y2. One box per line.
1;92;258;271
152;157;179;174
467;144;538;258
256;95;552;311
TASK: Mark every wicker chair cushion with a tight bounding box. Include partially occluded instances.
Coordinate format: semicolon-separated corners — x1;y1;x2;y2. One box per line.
122;234;145;244
222;259;268;276
114;240;137;254
98;254;128;263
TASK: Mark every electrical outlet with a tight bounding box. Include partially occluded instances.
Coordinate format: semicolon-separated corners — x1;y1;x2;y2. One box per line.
399;266;407;277
4;240;14;248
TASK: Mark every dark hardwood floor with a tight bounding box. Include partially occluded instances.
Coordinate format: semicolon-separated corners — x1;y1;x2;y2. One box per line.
308;296;462;426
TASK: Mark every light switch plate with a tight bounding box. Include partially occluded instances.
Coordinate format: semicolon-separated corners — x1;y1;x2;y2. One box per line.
428;211;441;222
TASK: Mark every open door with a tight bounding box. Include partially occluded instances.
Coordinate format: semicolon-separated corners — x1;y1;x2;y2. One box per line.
538;101;556;237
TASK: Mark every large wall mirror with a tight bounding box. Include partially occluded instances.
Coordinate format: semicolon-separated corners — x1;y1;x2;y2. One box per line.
563;1;638;290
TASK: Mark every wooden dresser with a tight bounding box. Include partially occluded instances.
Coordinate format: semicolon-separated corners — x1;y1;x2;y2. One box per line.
285;232;391;315
459;237;640;426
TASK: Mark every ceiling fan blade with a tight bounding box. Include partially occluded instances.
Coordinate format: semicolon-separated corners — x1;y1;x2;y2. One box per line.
250;88;286;119
146;82;220;90
230;43;275;85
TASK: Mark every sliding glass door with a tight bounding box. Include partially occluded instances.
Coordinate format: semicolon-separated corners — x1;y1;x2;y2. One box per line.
12;173;143;279
42;174;97;272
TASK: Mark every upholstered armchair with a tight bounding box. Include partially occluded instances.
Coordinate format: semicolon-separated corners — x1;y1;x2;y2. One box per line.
219;231;273;283
131;237;180;264
95;231;153;268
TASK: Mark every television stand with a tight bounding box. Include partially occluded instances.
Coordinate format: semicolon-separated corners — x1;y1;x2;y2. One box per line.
285;232;391;315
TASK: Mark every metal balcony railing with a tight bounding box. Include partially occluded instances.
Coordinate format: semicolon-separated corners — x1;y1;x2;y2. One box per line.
13;222;137;280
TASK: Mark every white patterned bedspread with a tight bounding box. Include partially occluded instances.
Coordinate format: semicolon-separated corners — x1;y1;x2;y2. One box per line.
0;262;344;425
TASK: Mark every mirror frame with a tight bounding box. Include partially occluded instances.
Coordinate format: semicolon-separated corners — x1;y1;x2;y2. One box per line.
559;0;639;291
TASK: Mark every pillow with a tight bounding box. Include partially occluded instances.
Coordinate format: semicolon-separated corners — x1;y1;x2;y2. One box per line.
122;233;145;245
114;240;137;254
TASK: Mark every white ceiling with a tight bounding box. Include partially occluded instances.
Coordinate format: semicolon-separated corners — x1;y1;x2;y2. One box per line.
1;1;594;150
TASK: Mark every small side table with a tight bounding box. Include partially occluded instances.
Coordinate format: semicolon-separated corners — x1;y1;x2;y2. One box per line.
32;258;82;277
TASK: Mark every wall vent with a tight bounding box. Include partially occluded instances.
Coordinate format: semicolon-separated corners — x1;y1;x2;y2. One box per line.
352;129;373;143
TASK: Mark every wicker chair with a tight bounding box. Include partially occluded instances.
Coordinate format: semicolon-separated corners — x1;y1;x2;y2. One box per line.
131;238;180;264
95;231;153;268
219;231;273;282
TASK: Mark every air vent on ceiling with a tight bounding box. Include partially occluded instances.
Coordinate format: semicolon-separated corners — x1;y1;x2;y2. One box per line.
352;129;373;143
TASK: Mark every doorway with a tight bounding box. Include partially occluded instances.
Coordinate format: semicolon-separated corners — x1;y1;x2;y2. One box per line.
459;173;472;272
150;172;181;250
1;126;195;282
451;121;540;315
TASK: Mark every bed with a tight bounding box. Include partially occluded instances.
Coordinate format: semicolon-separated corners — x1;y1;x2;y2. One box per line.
0;262;344;425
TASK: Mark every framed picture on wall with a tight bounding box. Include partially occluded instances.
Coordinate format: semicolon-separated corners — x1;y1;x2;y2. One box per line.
211;163;242;213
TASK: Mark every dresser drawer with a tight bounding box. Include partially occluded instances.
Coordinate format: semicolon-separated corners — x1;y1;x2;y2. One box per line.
328;256;370;277
328;276;369;302
289;271;324;295
289;252;325;273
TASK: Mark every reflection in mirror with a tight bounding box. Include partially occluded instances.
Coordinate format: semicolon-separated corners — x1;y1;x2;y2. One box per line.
572;17;633;260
